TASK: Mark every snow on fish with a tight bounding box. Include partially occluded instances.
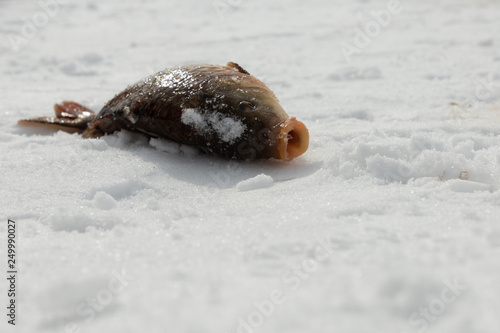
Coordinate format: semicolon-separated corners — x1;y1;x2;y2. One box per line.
19;62;309;161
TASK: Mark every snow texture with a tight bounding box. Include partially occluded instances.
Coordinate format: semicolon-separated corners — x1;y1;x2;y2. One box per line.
158;68;196;90
236;174;274;192
1;0;500;333
181;108;246;143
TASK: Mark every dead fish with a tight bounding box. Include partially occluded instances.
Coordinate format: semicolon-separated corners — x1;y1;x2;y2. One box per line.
19;62;309;161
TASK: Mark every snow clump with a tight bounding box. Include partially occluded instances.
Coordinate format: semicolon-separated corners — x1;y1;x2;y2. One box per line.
181;108;246;143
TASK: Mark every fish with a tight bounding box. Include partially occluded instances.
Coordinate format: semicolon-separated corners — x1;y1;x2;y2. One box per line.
19;62;309;161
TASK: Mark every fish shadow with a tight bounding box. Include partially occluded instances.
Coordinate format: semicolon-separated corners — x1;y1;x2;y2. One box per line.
14;125;321;189
133;138;322;189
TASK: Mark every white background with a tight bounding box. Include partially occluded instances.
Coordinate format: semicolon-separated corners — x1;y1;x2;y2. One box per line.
1;0;500;332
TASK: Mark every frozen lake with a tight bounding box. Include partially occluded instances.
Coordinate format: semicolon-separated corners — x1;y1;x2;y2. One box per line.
1;0;500;332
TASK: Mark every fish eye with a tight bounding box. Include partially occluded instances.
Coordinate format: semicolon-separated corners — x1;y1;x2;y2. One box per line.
237;101;255;112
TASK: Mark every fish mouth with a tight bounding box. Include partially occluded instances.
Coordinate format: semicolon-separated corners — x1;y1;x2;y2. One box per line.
276;117;309;161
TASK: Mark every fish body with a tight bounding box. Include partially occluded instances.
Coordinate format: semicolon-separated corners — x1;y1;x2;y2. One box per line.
19;62;309;161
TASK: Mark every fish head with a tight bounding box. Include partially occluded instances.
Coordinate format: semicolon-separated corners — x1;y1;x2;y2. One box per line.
193;63;309;161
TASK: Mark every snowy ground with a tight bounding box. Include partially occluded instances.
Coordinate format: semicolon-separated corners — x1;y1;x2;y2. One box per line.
1;0;500;332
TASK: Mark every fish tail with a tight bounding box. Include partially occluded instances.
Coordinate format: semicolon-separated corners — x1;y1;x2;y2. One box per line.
18;101;96;134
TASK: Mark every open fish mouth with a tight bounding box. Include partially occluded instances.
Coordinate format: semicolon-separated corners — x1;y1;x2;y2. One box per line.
276;117;309;161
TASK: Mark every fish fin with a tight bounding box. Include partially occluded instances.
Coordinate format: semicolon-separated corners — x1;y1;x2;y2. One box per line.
226;62;250;75
53;101;94;119
18;101;96;133
82;118;108;138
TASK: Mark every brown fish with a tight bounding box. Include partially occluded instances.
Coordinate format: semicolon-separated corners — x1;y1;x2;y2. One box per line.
19;62;309;161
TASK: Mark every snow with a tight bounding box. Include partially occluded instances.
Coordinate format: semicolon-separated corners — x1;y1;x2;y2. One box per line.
157;68;197;91
236;174;274;192
1;0;500;333
181;108;246;143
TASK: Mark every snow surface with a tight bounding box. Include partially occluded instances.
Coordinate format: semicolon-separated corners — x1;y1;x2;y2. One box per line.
1;0;500;332
236;174;274;192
